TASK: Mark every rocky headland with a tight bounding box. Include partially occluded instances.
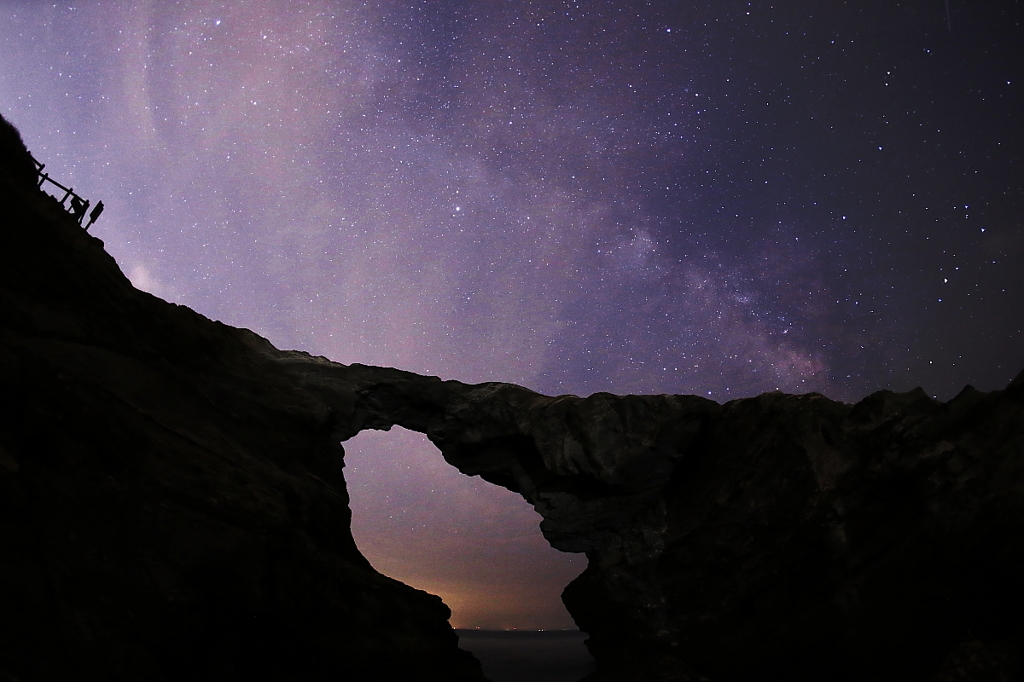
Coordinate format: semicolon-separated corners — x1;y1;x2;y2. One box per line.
2;112;1022;681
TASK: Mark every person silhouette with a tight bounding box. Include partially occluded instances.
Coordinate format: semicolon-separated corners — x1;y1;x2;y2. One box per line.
69;195;89;224
85;201;104;230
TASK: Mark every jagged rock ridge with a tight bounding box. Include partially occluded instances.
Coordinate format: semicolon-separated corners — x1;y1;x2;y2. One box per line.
3;112;1023;681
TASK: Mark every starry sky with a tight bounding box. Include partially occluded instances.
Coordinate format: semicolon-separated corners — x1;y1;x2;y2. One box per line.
2;0;1022;630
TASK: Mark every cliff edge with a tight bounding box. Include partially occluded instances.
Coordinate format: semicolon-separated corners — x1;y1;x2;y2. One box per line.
0;114;484;681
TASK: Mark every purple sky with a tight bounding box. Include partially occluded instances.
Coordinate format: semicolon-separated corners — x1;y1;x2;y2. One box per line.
2;0;1021;629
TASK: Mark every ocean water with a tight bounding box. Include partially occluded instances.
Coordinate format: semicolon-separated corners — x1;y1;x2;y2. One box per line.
455;630;596;682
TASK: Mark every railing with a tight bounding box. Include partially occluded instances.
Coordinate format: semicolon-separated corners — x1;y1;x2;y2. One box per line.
31;154;104;230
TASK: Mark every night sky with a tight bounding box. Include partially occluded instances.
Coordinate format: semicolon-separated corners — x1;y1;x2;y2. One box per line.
2;0;1022;630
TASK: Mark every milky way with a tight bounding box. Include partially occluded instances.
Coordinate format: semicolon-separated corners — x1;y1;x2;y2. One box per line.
2;0;1021;628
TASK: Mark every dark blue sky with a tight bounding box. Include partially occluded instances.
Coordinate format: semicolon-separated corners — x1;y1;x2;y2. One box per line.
2;0;1021;628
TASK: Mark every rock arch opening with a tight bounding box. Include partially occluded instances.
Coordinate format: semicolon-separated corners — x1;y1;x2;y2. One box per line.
341;426;585;631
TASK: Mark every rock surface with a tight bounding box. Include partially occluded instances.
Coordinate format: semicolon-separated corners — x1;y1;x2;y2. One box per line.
2;112;1023;681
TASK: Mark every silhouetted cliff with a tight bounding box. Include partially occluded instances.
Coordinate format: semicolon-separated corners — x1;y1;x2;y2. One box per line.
2;112;1023;682
0;113;485;682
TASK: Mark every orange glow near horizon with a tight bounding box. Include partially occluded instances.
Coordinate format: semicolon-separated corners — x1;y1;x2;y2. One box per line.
343;427;585;630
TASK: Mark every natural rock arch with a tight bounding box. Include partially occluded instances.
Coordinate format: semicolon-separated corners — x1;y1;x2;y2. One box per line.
271;347;1024;681
3;108;1024;680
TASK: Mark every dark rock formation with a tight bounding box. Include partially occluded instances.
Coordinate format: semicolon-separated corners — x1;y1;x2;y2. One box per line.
2;111;1022;681
0;114;485;682
0;111;39;190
